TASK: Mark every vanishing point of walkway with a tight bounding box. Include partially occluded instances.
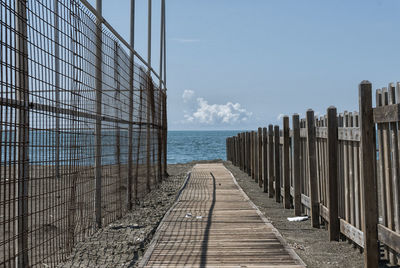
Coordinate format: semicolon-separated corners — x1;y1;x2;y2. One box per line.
139;163;306;267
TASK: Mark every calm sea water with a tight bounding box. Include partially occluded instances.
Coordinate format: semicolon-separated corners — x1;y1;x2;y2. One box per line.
1;130;240;165
167;130;240;164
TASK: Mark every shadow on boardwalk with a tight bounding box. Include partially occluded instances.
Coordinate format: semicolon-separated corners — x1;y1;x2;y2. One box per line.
140;163;305;267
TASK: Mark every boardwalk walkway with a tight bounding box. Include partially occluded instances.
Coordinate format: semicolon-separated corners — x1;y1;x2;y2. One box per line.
139;163;306;267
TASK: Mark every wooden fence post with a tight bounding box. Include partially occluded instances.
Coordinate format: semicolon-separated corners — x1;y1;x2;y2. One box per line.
359;80;379;268
226;138;229;161
241;133;245;170
248;132;251;176
274;125;281;203
327;106;339;241
251;131;255;179
258;127;263;187
246;132;249;173
255;131;259;183
307;109;319;228
268;125;274;198
292;114;301;215
263;127;268;193
283;116;291;209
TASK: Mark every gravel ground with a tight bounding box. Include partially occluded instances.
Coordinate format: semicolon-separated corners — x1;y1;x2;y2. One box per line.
58;162;195;268
224;161;366;268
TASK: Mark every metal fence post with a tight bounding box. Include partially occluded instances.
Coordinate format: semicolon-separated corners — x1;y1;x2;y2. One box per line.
95;0;103;228
146;0;152;192
54;0;60;179
163;93;167;177
306;109;319;228
359;81;379;267
327;106;339;241
15;0;29;266
127;0;135;210
114;41;122;217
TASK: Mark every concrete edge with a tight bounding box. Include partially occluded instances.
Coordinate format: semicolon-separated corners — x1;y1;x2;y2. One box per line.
224;165;307;268
137;169;193;268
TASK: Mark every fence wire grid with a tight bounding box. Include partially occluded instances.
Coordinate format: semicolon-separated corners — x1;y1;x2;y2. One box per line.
0;0;167;266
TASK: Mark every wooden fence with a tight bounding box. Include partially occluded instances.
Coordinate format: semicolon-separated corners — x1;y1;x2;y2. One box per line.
226;81;400;268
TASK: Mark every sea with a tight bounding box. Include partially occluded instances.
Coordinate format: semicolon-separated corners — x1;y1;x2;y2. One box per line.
167;130;240;164
1;130;240;165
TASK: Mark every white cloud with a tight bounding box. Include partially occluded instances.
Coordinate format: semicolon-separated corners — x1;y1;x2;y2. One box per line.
171;38;200;43
182;89;195;103
183;114;194;122
183;97;252;125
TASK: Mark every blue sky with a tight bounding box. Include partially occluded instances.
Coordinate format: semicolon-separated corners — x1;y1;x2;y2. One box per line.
92;0;400;130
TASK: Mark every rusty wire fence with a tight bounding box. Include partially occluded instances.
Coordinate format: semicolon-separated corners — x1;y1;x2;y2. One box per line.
0;0;167;266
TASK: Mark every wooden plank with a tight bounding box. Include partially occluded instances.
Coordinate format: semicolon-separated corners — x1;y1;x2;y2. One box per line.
353;113;361;231
306;109;319;228
359;80;379;267
349;112;355;229
343;112;350;226
338;127;360;142
327;106;339;241
268;125;275;198
389;83;400;248
300;128;307;138
319;203;329;223
315;126;327;139
340;218;364;248
274;125;281;203
378;223;400;254
373;102;400;123
140;164;306;267
301;194;310;209
382;87;396;264
376;90;388;257
283;116;291;209
292;114;301;216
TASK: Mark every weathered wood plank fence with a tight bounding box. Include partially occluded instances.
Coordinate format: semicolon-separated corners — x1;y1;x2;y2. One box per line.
226;81;400;268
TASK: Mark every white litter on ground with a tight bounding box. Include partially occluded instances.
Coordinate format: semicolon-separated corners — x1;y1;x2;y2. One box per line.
287;216;309;222
185;213;192;218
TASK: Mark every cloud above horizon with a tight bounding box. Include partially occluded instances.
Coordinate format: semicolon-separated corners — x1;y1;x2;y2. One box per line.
181;90;252;125
182;89;195;103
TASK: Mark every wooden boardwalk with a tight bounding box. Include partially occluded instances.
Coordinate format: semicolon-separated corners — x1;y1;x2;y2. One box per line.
139;163;306;268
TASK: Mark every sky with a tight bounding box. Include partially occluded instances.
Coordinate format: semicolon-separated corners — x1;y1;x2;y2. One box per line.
90;0;400;130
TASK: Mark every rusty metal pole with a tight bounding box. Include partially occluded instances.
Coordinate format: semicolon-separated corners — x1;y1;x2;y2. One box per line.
54;0;60;179
127;0;135;210
94;0;103;228
163;1;167;178
158;0;165;182
15;0;29;266
146;0;152;191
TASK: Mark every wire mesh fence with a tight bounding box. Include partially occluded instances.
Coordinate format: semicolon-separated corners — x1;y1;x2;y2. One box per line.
0;0;167;266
